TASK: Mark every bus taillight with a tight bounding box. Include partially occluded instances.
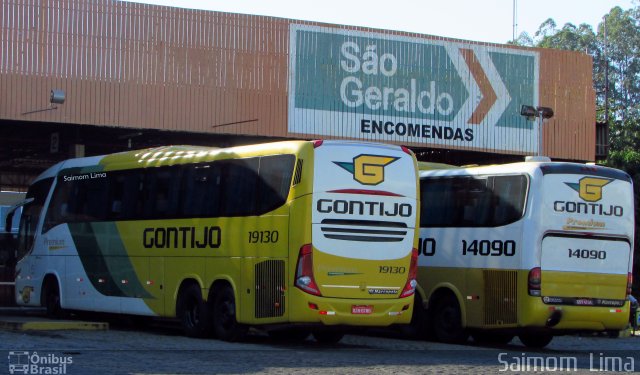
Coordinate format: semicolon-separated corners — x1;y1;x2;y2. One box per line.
628;273;633;296
400;248;419;298
528;267;541;296
295;244;321;296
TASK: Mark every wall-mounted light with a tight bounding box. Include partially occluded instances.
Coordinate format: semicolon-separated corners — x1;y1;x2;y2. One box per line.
520;105;554;157
50;89;65;104
22;89;66;115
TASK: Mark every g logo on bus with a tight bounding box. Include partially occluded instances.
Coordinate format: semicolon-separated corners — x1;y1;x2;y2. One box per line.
334;154;398;185
565;177;612;202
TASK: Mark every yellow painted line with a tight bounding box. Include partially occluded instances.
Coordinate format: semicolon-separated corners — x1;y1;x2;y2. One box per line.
0;320;108;331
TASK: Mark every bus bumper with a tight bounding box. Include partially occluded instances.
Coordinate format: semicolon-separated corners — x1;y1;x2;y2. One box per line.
288;292;414;326
521;298;630;331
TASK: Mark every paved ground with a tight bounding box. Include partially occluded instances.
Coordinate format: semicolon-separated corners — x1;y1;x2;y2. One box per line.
0;312;638;374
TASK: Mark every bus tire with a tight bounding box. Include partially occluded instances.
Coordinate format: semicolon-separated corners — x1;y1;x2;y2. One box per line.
42;278;62;319
400;297;429;340
518;333;553;348
432;294;468;344
312;330;344;344
212;286;247;342
177;284;212;338
471;331;514;345
268;328;310;342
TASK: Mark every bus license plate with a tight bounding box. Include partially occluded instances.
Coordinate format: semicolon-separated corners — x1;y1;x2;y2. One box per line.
352;305;373;314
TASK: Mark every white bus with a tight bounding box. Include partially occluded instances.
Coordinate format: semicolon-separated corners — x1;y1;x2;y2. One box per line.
13;140;419;342
413;158;634;348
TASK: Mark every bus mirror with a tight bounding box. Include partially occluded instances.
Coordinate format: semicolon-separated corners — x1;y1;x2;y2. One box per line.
5;198;33;233
4;213;11;234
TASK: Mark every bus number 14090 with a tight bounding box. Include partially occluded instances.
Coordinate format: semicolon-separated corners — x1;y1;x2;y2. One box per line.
462;240;516;257
568;248;606;260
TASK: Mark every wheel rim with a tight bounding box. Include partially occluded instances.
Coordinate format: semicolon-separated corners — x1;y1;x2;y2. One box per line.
185;297;200;328
47;288;60;314
439;306;458;332
220;299;235;330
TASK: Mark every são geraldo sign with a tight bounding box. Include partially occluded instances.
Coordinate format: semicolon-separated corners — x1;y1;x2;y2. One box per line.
288;25;540;153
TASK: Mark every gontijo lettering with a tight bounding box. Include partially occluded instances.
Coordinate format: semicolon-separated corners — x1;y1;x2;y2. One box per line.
317;199;412;217
143;226;221;249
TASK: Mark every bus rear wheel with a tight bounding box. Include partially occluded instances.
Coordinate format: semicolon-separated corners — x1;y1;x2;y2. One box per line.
177;284;212;338
432;294;468;344
268;328;310;342
312;330;344;344
518;333;553;348
471;331;514;345
212;286;247;342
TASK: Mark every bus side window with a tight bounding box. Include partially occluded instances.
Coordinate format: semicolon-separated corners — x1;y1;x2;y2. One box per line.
420;175;527;228
257;155;295;213
420;178;457;227
219;158;259;216
108;171;143;220
492;175;527;226
78;177;109;221
180;162;221;218
142;166;182;219
463;177;490;226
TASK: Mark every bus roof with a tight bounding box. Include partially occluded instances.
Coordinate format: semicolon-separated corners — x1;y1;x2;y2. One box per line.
419;160;631;182
31;140;411;184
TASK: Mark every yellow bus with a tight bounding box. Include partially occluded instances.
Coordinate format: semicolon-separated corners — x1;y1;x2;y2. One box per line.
13;140;419;342
413;158;634;348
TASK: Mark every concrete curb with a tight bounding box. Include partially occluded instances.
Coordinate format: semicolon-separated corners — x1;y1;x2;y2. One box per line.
0;318;108;331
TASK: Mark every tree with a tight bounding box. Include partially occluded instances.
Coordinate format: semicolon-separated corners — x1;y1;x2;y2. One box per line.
513;6;640;128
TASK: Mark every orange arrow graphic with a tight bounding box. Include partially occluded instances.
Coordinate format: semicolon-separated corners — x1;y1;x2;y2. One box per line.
460;48;497;125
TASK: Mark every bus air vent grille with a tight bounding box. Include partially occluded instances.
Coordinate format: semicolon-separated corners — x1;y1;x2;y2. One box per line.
293;159;303;185
320;219;407;242
483;269;518;326
255;259;286;319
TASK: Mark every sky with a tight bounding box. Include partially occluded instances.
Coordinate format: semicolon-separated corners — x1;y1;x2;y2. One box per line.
127;0;636;44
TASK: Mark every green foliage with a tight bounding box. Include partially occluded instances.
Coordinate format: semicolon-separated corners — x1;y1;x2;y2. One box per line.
518;5;640;132
605;149;640;175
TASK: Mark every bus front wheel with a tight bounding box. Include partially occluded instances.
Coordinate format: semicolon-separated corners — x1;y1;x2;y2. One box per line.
518;333;553;348
212;286;247;342
432;294;468;344
42;278;62;319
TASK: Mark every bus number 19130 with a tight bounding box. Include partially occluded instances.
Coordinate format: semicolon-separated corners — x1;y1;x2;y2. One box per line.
248;230;279;244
